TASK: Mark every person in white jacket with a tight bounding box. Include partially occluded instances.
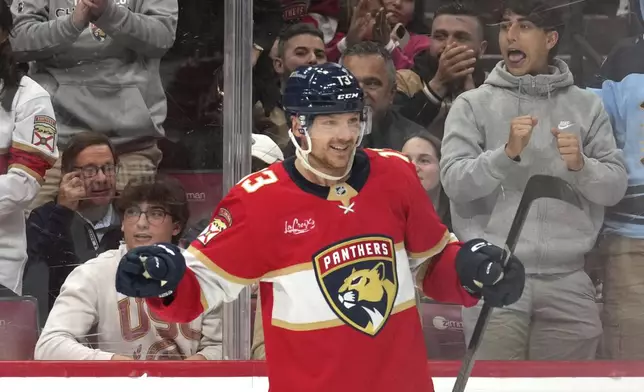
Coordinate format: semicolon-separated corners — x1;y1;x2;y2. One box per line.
0;1;59;296
35;177;222;360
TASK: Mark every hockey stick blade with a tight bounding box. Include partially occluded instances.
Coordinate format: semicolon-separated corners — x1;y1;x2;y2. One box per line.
452;175;582;392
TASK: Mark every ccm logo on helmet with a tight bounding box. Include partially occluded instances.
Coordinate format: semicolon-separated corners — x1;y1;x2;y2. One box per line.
337;93;360;100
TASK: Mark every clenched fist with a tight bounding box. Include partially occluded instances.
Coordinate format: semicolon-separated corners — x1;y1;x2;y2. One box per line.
552;127;584;171
505;116;538;160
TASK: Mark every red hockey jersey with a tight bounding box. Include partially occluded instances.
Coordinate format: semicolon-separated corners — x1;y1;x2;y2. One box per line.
147;148;478;392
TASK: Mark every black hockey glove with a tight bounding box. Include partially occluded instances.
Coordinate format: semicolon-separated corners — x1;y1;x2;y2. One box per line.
455;239;525;308
116;243;186;299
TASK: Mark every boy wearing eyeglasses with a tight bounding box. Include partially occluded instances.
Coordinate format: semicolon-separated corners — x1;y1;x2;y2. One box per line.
34;177;222;361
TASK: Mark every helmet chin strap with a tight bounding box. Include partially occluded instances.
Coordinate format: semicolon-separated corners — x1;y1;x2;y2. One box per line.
288;128;356;182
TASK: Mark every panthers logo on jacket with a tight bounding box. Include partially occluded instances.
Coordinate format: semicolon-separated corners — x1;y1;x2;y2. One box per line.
313;235;398;336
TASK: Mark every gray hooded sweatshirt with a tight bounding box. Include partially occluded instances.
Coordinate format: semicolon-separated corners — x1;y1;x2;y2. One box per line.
10;0;178;148
440;59;627;275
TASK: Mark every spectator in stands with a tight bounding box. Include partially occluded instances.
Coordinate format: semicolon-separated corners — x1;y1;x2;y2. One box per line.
401;131;449;228
333;0;429;69
35;177;222;361
10;0;178;209
395;1;488;132
26;132;121;310
341;41;425;150
256;23;327;150
589;74;644;359
440;0;628;360
0;0;59;297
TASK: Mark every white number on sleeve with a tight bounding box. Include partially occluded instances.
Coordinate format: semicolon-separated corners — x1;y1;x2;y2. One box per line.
240;169;279;193
373;149;411;163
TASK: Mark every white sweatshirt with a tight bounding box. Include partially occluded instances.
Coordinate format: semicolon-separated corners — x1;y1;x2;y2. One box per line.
0;75;59;294
35;245;222;360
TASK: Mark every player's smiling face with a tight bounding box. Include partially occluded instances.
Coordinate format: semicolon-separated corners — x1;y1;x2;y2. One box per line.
306;112;361;175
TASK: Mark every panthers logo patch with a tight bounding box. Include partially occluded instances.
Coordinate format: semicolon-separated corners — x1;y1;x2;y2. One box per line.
313;235;398;337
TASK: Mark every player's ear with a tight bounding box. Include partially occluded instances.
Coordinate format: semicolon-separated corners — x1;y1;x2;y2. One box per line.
291;115;305;136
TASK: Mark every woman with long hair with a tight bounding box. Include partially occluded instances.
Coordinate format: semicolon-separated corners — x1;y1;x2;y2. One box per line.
0;0;59;296
401;131;451;229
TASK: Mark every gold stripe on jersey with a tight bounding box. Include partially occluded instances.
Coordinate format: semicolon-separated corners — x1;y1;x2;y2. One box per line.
272;299;417;331
411;231;459;289
262;262;312;279
200;289;209;312
12;141;57;165
10;163;44;183
188;246;258;285
408;230;456;260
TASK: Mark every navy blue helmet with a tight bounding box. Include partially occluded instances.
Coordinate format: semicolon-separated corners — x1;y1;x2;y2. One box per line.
282;63;364;116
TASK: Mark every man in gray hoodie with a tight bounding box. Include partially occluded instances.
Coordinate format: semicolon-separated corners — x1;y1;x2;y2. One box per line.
440;0;628;360
10;0;177;208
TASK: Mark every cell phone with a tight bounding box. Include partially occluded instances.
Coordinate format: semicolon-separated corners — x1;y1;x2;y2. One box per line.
393;23;410;49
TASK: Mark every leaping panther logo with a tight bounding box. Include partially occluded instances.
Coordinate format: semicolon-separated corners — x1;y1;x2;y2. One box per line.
314;235;398;336
337;263;396;334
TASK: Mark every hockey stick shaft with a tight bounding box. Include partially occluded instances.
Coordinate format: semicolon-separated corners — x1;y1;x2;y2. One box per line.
451;175;582;392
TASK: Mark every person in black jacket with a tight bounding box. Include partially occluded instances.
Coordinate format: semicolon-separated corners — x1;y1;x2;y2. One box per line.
26;132;123;310
342;41;426;151
394;2;488;134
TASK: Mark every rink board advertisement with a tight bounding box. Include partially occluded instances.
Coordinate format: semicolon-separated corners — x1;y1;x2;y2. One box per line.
3;377;644;391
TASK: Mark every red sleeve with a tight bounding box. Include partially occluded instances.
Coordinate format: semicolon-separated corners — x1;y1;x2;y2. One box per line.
148;172;275;322
146;269;204;323
399;157;477;307
422;242;479;307
188;181;269;280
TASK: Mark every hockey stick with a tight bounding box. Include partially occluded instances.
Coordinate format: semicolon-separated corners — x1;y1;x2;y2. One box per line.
452;175;583;392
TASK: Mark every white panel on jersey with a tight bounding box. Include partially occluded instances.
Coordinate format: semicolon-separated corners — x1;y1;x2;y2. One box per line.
268;248;418;327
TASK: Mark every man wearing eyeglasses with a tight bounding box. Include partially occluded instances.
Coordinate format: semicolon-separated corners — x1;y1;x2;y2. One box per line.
26;131;122;312
35;177;222;361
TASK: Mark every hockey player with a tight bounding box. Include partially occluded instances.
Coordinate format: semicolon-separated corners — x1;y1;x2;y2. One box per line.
115;63;525;392
0;0;59;296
